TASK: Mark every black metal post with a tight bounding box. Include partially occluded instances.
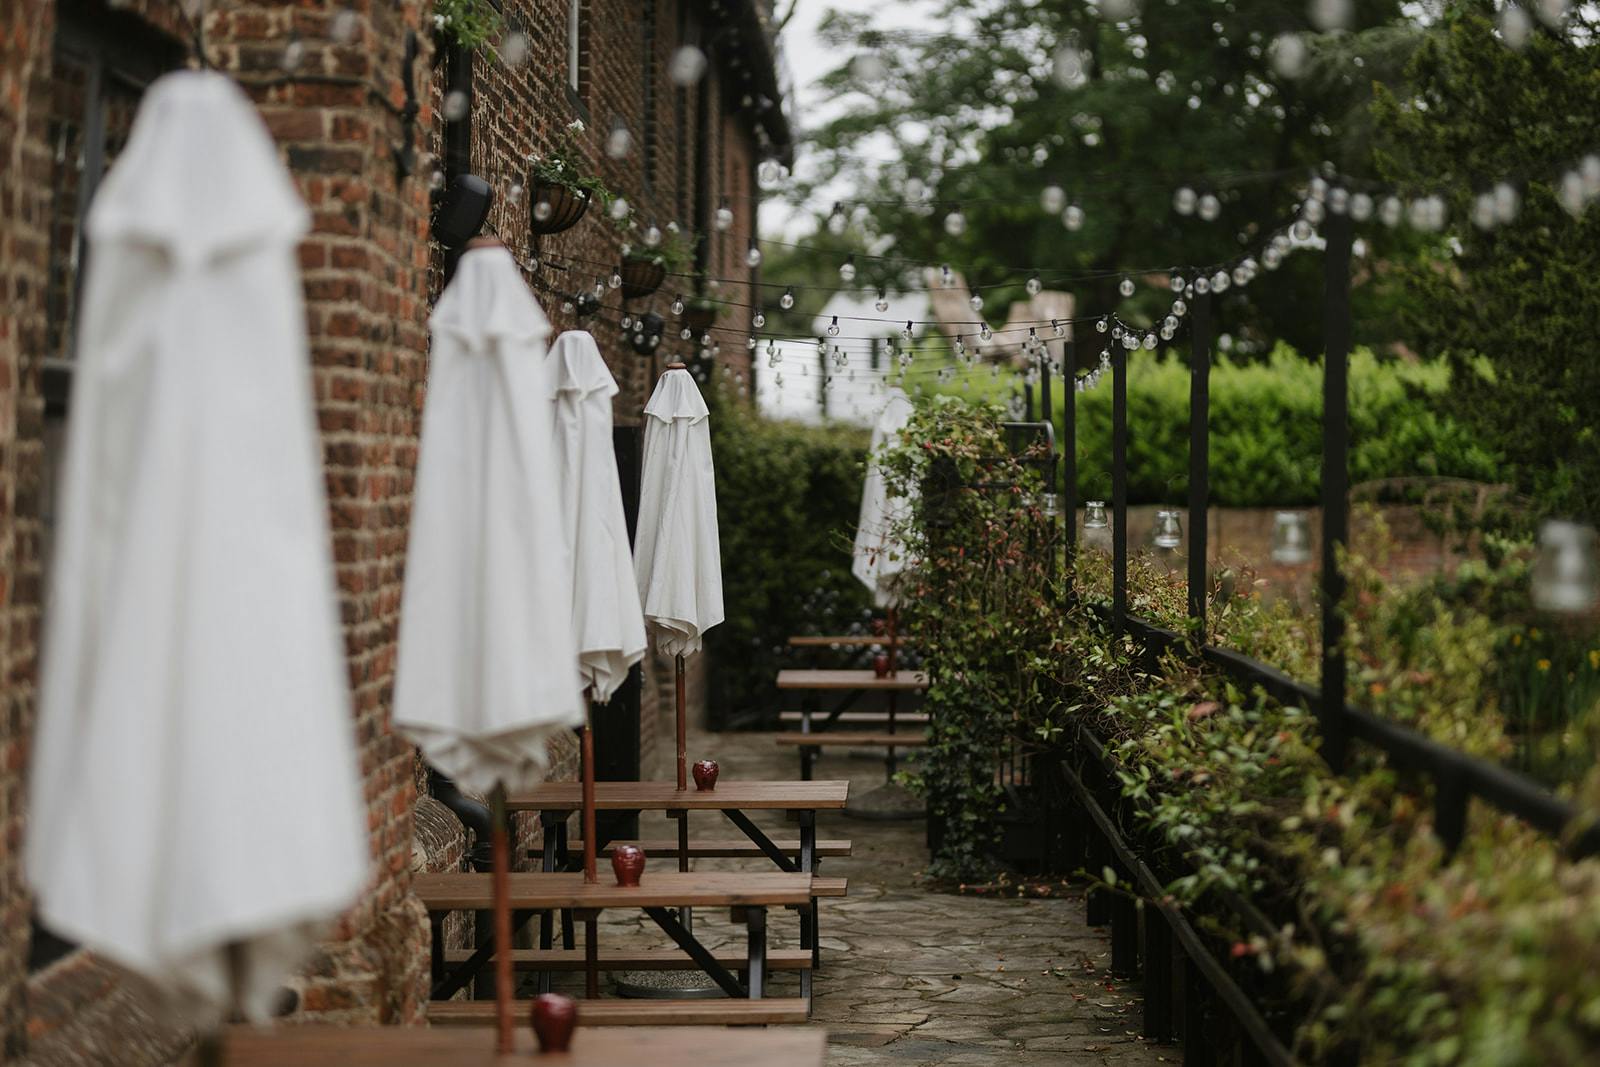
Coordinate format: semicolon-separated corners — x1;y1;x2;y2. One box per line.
1112;340;1128;634
1062;334;1078;567
1187;293;1212;630
1023;380;1035;422
1320;214;1353;772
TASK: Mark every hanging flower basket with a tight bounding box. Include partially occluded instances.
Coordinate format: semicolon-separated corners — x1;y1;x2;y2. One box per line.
619;256;667;301
528;182;592;236
682;302;719;333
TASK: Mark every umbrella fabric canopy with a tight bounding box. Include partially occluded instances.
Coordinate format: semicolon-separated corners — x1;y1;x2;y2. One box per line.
393;244;584;795
634;367;724;656
27;71;368;1023
852;388;917;607
547;331;647;703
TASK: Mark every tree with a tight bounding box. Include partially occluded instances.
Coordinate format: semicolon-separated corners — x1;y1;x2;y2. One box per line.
793;0;1421;358
1371;1;1600;523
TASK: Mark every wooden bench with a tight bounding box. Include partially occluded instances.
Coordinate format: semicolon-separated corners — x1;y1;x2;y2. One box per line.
415;872;812;1007
778;710;928;726
221;1024;828;1064
427;998;812;1027
443;946;815;972
775;731;929;780
575;837;852;859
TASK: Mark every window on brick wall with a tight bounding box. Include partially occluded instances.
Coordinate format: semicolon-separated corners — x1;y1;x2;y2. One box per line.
566;0;590;102
32;2;182;975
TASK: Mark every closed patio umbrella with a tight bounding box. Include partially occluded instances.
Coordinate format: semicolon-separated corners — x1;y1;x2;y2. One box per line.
393;237;585;1049
27;71;368;1024
852;387;916;610
634;364;723;790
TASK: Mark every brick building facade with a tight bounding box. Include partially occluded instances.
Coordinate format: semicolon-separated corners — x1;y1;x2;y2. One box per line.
0;0;788;1059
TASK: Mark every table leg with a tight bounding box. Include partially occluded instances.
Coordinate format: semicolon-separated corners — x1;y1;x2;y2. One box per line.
886;690;899;780
745;906;767;999
557;818;576;950
538;811;559;994
798;810;820;971
671;808;693;936
580;910;601;1000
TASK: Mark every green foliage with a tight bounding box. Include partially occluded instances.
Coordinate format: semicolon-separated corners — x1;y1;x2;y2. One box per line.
1067;345;1499;505
799;0;1425;354
1372;3;1600;523
431;0;502;54
705;406;874;726
527;119;614;204
877;396;1064;881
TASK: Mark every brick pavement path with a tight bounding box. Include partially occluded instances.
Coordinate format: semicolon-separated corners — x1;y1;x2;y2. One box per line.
581;726;1173;1067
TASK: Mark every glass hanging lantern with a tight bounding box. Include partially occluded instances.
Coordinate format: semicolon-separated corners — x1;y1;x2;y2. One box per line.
1083;500;1111;550
1151;509;1183;549
1531;520;1600;614
780;287;796;310
1270;511;1313;564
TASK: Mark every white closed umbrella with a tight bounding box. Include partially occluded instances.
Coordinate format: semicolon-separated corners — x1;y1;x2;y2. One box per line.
634;364;723;789
27;71;368;1024
393;243;585;796
852;387;917;608
548;330;647;704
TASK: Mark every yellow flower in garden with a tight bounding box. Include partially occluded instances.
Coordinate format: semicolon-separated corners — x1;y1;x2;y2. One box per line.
1589;650;1600;671
1536;659;1551;672
1511;633;1523;647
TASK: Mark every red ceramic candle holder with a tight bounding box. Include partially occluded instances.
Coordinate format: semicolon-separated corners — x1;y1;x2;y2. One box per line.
873;651;891;678
530;992;578;1052
612;844;645;887
692;759;720;791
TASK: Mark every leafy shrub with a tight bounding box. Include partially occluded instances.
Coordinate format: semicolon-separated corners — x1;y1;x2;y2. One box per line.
706;405;873;726
1068;345;1500;505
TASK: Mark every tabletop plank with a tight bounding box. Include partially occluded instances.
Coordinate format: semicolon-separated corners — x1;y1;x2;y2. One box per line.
786;634;912;648
775;668;929;692
505;780;849;812
221;1025;826;1066
413;871;817;910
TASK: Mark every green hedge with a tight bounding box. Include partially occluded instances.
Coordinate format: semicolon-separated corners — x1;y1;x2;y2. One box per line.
1067;345;1501;505
706;407;873;726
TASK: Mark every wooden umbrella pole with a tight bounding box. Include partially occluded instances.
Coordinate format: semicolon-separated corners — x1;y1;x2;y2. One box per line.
489;785;515;1055
675;653;688;791
581;709;597;883
887;606;899;675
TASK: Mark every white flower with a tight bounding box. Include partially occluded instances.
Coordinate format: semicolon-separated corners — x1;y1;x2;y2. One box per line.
433;13;446;29
665;220;680;233
567;118;586;133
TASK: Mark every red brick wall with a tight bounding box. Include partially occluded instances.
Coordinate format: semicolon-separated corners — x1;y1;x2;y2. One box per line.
0;0;781;1054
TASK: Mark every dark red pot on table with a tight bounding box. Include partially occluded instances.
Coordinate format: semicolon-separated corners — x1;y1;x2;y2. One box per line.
530;992;578;1052
873;651;891;678
692;759;720;791
612;844;645;887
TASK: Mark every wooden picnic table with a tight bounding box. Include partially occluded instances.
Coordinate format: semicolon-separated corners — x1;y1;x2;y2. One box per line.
776;668;928;691
787;634;910;648
220;1025;827;1065
504;780;850;998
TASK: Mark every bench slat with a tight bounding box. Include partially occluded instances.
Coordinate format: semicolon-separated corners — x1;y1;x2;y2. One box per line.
414;872;815;911
774;732;928;747
428;998;811;1027
778;711;928;724
573;838;852;858
440;947;813;971
506;780;849;812
809;877;848;898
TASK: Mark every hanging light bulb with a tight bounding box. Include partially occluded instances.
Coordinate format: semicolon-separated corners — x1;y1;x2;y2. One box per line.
1141;332;1157;350
780;287;795;310
1262;245;1284;270
875;289;890;312
1160;323;1176;341
839;255;857;283
1232;263;1250;287
593;279;606;299
826;316;840;337
1378;196;1404;227
1062;204;1085;231
746;240;763;267
1110;323;1123;340
1171;298;1187;316
746;334;757;350
1118;276;1135;298
1492;182;1521;224
1327;187;1350;215
680;327;693;340
827;202;848;235
904;321;915;340
609;271;623;289
944;210;967;236
969;292;984;312
1041;185;1066;213
941;264;953;288
672;295;687;316
753;311;766;328
979;323;992;341
1349;192;1374;222
715;199;735;231
1095;317;1109;333
1026;275;1042;296
1301;198;1326;225
1211;269;1231;293
1291;218;1315;242
1173;187;1198;215
1193;275;1210;295
1052;319;1066;338
1197;193;1221;221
